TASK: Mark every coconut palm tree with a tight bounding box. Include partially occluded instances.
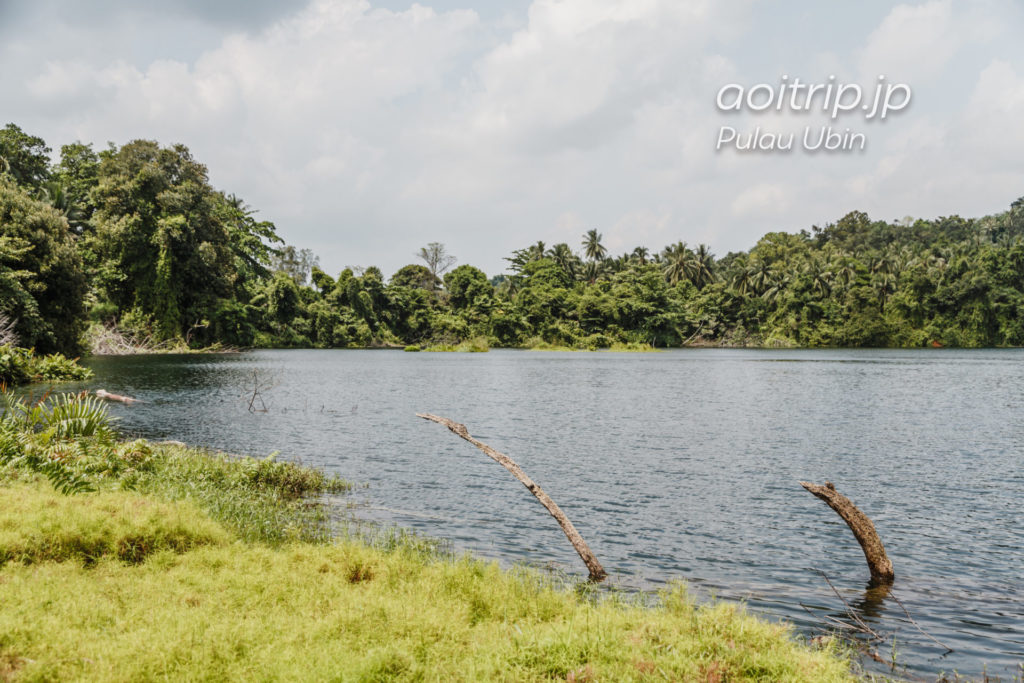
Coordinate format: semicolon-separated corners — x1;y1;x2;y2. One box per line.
871;271;897;312
805;260;833;298
831;256;859;292
692;244;716;290
761;268;791;304
548;243;578;280
582;229;607;262
747;259;772;295
582;260;604;284
41;181;86;232
660;242;695;286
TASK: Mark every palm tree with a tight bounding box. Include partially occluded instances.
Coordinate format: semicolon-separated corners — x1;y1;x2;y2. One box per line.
582;260;603;284
748;259;772;295
867;255;892;275
803;257;833;298
871;271;897;312
632;246;650;265
582;229;607;262
831;257;859;291
761;268;791;304
660;242;695;286
549;243;578;280
529;241;546;261
692;244;716;290
41;181;86;233
731;261;753;296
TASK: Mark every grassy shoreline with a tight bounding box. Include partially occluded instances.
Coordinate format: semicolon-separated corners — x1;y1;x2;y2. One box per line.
0;393;855;681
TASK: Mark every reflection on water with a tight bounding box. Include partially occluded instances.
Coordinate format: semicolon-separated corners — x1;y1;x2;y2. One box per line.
77;348;1023;679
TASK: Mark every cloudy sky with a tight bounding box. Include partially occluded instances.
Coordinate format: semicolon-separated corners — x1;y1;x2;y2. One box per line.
2;0;1023;276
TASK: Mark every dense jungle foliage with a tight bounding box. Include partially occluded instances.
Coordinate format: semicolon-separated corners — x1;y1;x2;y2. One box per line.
2;122;1023;352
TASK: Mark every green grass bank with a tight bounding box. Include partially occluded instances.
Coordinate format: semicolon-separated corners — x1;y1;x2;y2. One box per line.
0;392;856;681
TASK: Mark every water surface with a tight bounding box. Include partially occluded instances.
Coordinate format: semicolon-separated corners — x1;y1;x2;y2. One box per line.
80;349;1024;679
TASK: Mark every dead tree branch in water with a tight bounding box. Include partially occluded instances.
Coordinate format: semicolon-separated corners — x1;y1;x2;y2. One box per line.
890;592;954;654
817;570;884;640
93;389;138;404
245;370;276;413
800;480;894;585
416;413;607;582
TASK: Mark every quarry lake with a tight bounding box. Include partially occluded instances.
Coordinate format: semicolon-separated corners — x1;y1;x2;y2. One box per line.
79;348;1023;679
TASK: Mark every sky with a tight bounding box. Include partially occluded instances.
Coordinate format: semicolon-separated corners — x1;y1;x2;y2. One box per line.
2;0;1023;277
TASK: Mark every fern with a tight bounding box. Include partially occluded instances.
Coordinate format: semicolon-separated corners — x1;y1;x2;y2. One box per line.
0;426;94;494
42;394;115;440
0;390;115;495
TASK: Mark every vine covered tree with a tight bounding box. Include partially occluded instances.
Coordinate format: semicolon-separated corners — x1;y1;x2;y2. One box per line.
0;177;86;353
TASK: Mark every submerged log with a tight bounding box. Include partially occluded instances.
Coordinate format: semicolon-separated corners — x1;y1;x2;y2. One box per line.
800;480;894;585
94;389;137;404
417;413;607;582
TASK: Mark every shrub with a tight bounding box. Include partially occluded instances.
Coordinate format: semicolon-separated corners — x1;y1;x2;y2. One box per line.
0;345;92;385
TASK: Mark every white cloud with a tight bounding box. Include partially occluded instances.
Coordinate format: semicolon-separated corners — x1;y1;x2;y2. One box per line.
857;0;960;82
2;0;1023;276
731;184;791;219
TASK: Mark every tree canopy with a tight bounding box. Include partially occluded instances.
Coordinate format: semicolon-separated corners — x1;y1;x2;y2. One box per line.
2;122;1023;353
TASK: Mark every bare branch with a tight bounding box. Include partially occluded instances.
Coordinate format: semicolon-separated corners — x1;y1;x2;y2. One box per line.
417;412;607;581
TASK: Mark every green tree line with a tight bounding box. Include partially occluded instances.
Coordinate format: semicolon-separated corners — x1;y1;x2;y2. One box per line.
2;122;1023;353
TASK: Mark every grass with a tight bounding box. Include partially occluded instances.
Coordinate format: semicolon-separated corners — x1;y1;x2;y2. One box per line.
607;342;660;352
520;339;661;352
424;336;490;353
0;479;229;566
0;391;855;681
0;477;855;682
125;445;353;544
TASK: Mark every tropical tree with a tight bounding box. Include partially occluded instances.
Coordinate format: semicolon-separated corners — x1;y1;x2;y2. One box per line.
390;264;438;290
661;242;694;286
444;264;491;311
582;229;607;262
692;244;716;290
0;177;86;353
87;140;240;341
548;243;579;280
0;123;51;189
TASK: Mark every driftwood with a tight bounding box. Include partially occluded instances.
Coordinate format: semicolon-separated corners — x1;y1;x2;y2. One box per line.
417;413;607;581
94;389;138;404
800;481;894;585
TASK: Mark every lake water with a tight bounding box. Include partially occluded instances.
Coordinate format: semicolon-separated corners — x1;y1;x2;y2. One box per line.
76;349;1023;679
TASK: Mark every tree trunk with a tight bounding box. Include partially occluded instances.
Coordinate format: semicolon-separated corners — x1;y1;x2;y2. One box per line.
93;389;137;404
417;413;607;582
800;481;894;585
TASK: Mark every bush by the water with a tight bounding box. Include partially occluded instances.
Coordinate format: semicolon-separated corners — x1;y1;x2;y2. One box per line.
0;390;349;540
424;336;490;352
0;345;92;385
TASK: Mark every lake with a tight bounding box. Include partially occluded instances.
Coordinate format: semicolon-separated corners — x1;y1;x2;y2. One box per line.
76;348;1023;679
